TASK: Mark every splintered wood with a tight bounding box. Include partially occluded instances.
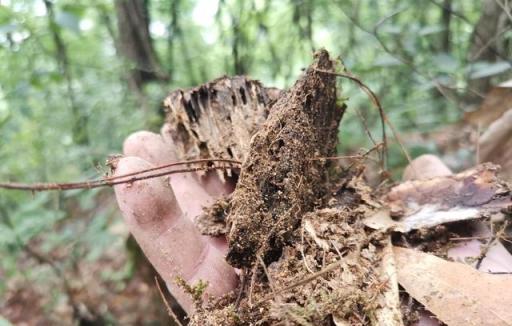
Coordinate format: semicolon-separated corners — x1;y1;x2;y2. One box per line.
163;76;280;179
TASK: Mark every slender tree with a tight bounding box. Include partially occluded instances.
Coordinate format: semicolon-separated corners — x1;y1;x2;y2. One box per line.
114;0;168;91
467;0;511;101
43;0;88;145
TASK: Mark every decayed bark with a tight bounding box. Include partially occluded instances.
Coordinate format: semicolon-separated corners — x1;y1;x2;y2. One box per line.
225;50;345;268
163;76;281;179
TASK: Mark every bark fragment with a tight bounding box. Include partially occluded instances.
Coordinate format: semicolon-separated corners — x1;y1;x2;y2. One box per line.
365;163;511;232
225;50;345;268
163;76;280;180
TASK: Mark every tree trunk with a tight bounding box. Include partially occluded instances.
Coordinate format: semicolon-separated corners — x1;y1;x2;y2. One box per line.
43;0;88;145
114;0;168;90
467;0;510;102
440;0;452;52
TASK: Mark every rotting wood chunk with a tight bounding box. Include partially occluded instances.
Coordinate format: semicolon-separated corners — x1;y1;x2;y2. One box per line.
163;76;281;180
226;50;345;268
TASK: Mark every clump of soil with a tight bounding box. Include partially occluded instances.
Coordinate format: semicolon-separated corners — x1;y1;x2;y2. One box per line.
190;188;389;325
196;195;231;236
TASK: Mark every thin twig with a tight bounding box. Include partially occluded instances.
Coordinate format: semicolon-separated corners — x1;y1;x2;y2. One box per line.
0;158;241;192
235;268;247;310
315;69;389;164
255;260;342;306
155;277;184;326
257;255;276;293
471;26;512;61
476;122;481;165
355;108;379;146
300;225;315;274
494;0;512;26
309;142;382;162
248;264;258;307
315;69;412;166
339;3;487;104
107;158;241;181
475;220;509;270
450;236;493;241
345;143;384;171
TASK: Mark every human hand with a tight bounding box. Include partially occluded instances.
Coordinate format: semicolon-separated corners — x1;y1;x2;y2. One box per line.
113;131;512;320
112;125;238;314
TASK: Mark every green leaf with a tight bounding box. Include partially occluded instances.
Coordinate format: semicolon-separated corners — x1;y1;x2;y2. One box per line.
379;24;401;34
14;210;65;244
55;11;80;34
0;315;13;326
469;61;511;79
62;4;86;19
0;96;10;128
0;224;16;246
418;25;444;36
0;5;13;25
374;53;402;67
0;23;17;34
432;53;458;73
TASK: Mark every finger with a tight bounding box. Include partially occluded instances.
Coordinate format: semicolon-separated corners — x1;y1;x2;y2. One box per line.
124;130;229;253
114;156;182;238
123;130;213;219
402;154;453;181
114;157;238;313
161;123;235;197
123;130;177;166
416;311;442;326
200;170;236;196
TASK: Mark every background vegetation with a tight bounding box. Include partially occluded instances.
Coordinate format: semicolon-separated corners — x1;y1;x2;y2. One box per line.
0;0;511;323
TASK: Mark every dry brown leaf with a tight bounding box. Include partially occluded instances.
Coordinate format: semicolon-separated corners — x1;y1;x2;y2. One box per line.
372;239;403;326
464;80;512;127
480;109;512;181
332;241;403;326
394;246;512;326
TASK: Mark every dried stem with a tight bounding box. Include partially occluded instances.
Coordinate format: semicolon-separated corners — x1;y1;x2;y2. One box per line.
0;158;241;192
155;277;184;326
314;69;412;167
255;260;342;306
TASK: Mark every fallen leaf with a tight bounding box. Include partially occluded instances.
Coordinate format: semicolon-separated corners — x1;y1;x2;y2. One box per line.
371;239;403;326
480;109;512;182
464;80;512;127
394;246;512;326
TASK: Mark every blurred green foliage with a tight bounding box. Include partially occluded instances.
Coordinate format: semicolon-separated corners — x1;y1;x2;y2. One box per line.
0;0;510;321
